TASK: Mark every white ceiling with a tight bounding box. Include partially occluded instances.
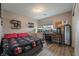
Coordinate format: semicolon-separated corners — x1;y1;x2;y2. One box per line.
2;3;73;20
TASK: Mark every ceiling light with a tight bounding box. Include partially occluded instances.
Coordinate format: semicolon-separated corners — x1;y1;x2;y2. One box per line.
32;7;44;13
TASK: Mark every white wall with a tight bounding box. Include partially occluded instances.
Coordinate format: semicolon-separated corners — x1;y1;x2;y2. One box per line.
2;10;37;34
72;4;79;55
38;11;72;28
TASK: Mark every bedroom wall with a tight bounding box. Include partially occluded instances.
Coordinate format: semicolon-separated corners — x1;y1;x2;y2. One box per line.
37;11;72;27
2;10;38;34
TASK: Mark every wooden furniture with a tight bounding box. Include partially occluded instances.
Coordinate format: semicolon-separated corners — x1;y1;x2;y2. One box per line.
51;33;62;44
44;33;63;44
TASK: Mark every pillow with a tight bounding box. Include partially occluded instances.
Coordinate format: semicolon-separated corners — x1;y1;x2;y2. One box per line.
17;33;30;38
4;33;17;39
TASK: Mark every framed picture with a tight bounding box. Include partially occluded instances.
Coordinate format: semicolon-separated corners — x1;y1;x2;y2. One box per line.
28;22;34;28
10;20;21;29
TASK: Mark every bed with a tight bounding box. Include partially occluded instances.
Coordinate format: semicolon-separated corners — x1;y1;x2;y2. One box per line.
2;33;43;56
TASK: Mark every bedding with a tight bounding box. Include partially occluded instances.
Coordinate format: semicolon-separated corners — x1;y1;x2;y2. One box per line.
22;36;42;47
2;33;43;56
2;39;12;55
16;38;32;52
16;38;32;47
5;38;22;55
4;33;17;39
17;33;36;48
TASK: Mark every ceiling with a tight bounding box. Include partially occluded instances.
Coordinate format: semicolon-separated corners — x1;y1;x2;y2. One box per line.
2;3;74;20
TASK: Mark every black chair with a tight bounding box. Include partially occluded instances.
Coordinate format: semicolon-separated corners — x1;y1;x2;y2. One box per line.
44;34;52;44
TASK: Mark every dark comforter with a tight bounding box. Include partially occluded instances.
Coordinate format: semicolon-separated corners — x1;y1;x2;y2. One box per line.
2;36;43;56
